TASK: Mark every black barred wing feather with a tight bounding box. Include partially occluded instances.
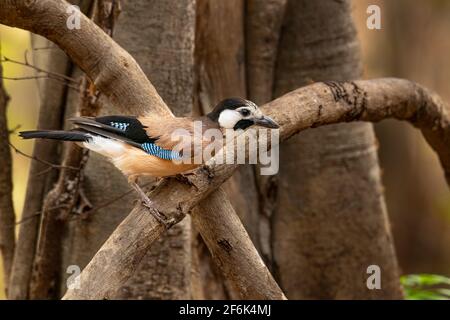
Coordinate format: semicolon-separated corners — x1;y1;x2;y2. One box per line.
69;116;181;160
141;142;182;160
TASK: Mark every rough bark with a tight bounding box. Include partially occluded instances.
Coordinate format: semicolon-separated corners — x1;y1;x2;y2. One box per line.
8;34;70;300
62;78;450;299
191;228;231;299
192;188;286;300
271;0;402;299
0;58;15;297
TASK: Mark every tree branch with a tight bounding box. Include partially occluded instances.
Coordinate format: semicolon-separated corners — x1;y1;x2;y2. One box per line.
192;188;286;300
1;55;80;84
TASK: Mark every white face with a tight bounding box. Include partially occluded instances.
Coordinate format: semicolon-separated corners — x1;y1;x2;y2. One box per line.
218;103;262;129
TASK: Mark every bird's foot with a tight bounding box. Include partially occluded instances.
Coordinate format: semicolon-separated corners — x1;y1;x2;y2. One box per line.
129;178;175;229
140;197;176;229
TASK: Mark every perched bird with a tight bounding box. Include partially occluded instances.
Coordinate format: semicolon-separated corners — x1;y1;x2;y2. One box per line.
20;98;278;227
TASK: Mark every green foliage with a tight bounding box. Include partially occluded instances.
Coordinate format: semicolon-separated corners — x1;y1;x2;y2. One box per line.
401;274;450;300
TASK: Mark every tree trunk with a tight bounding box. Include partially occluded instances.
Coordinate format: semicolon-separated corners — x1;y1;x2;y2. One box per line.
0;56;15;297
373;0;450;276
58;0;196;299
271;0;403;299
8;34;71;299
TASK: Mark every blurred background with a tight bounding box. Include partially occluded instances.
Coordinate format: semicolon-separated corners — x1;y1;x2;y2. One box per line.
0;0;449;298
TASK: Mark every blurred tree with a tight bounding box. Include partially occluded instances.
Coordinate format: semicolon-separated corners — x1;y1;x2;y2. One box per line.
269;0;402;299
378;0;450;276
0;47;15;298
0;25;41;300
355;0;450;276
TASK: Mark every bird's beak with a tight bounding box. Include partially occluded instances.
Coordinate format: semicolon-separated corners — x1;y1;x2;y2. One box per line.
254;115;279;129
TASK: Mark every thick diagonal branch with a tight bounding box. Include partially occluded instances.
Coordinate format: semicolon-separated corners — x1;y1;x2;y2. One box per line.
192;188;286;300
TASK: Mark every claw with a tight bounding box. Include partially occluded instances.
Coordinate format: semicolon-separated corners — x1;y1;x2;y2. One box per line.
129;179;174;229
141;199;173;228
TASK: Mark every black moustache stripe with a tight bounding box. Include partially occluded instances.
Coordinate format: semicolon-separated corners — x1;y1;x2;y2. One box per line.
233;119;254;130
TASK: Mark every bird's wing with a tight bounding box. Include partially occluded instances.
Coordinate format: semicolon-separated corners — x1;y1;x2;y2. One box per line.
136;116;193;160
138;116;192;149
139;116;224;162
69;116;181;160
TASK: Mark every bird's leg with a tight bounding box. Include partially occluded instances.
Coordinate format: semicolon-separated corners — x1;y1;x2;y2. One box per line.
128;176;174;229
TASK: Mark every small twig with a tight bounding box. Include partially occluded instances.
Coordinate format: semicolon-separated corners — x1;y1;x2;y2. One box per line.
0;75;80;92
5;204;68;228
34;166;54;177
2;55;79;83
8;124;21;134
11;212;41;227
69;181;153;220
32;46;58;51
8;141;80;171
1;54;81;91
9;182;151;228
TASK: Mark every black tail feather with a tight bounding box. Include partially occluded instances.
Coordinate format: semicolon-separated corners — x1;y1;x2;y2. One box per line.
19;130;91;142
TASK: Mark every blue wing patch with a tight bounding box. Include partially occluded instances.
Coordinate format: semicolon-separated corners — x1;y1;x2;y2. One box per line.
110;122;130;131
141;142;181;160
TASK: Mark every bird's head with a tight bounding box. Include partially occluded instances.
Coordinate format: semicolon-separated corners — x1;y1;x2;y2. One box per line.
207;98;279;130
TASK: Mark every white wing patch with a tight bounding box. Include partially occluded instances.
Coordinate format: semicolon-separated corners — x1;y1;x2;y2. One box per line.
82;135;127;158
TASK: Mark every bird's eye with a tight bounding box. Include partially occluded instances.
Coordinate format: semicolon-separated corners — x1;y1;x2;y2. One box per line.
240;109;250;117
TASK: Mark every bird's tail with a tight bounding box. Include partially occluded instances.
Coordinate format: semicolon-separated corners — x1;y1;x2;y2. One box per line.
19;130;91;142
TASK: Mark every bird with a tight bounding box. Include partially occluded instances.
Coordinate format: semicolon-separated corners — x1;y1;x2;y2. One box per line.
19;97;279;227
